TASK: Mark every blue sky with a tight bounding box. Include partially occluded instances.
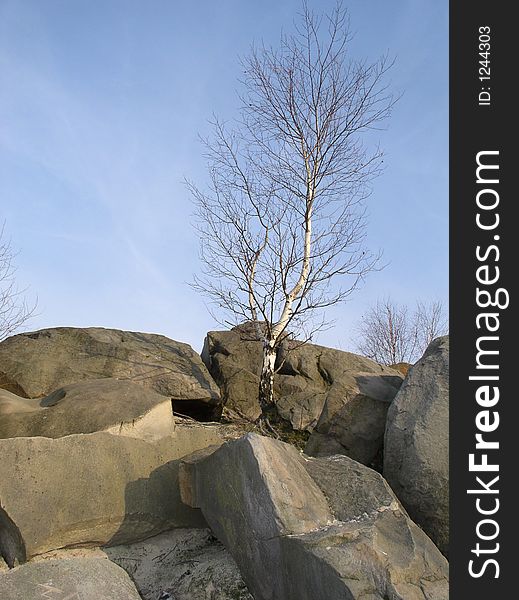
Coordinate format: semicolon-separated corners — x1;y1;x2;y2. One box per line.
0;0;448;352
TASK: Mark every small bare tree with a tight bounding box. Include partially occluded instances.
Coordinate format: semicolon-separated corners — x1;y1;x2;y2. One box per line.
189;2;395;421
1;224;36;341
355;298;448;365
415;299;449;353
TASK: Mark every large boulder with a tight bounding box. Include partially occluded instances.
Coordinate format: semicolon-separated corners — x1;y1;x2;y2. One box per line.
0;557;142;600
0;427;225;564
180;433;333;600
180;433;448;600
202;327;402;464
0;378;175;440
106;529;253;600
384;336;449;556
0;327;221;418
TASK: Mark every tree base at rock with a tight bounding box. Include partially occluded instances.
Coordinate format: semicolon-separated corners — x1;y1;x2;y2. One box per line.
203;328;403;464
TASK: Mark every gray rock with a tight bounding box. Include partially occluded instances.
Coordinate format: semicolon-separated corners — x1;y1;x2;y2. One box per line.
180;433;333;600
0;427;225;563
282;511;448;600
303;369;400;465
201;326;264;422
384;336;449;556
302;453;396;522
300;455;448;598
202;327;402;464
106;529;253;600
0;327;221;419
0;378;174;440
180;433;448;600
0;557;142;600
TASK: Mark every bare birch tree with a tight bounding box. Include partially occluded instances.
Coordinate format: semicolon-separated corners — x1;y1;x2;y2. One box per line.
355;298;448;365
188;2;395;421
1;224;36;341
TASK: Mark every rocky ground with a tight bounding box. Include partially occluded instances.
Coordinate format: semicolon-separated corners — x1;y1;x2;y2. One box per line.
0;325;449;599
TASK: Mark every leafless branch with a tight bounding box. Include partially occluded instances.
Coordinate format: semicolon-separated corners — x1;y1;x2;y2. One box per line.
188;1;396;411
0;223;37;341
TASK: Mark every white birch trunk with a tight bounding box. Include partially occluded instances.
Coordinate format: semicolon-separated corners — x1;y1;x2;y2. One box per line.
259;339;277;411
257;180;315;416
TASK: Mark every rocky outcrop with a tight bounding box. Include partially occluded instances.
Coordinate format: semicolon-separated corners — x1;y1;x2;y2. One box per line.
106;529;253;600
302;362;402;465
0;427;226;563
0;378;174;440
202;327;402;464
384;336;449;556
0;557;142;600
180;433;449;600
0;327;221;419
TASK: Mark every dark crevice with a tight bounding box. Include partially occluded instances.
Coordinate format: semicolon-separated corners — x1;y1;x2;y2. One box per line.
172;399;220;422
317;354;334;386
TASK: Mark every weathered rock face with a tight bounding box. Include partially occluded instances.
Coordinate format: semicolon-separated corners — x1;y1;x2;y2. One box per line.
201;327;264;422
106;529;253;600
0;327;221;418
303;453;396;522
300;455;448;599
281;511;448;600
0;389;41;414
0;557;142;600
0;427;226;563
202;327;403;464
384;336;450;557
302;362;402;465
0;378;174;440
180;434;333;600
180;433;449;600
